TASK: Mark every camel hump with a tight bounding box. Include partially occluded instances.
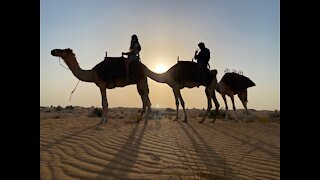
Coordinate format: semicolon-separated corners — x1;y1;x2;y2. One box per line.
93;57;144;82
220;72;255;91
168;60;212;84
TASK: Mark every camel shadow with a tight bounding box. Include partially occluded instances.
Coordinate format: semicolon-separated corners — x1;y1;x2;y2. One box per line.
177;121;239;179
200;124;279;160
96;121;148;179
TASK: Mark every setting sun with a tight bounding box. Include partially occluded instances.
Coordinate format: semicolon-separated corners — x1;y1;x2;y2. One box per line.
155;64;167;73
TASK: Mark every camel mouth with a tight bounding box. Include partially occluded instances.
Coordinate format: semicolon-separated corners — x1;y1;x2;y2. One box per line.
51;49;60;57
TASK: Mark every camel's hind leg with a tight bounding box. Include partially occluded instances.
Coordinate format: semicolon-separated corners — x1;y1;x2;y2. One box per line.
199;87;213;123
229;95;238;122
137;80;150;123
211;88;220;123
238;89;248;122
98;86;108;125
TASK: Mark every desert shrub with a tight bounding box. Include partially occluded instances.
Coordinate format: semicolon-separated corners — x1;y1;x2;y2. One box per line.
209;109;226;119
65;105;74;110
55;105;62;111
198;112;206;117
90;108;102;117
269;110;280;118
166;108;175;112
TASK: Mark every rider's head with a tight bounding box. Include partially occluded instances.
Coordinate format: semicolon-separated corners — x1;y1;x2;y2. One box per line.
198;42;205;49
131;34;138;41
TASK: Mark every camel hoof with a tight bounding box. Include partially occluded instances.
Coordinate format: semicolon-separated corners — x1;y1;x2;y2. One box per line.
182;120;188;123
211;120;216;123
198;120;204;124
173;119;178;121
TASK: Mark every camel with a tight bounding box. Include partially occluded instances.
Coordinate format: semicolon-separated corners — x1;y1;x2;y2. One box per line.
140;61;220;123
216;72;255;122
50;48;151;125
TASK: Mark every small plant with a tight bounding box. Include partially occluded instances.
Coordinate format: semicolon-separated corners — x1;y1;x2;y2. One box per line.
208;109;226;119
55;105;62;111
269;109;280;118
166;108;175;112
65;105;74;110
90;108;102;117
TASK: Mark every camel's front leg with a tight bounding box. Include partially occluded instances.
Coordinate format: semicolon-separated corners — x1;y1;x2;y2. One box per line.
174;88;187;122
222;94;229;121
99;87;108;125
172;88;180;121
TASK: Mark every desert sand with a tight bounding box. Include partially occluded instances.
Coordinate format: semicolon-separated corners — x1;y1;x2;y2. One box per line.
40;106;280;180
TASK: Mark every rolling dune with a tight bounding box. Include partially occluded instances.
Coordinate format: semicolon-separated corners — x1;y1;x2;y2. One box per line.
40;107;280;179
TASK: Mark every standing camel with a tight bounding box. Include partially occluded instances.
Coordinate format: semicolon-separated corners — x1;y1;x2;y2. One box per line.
216;72;255;122
140;61;220;123
51;48;151;125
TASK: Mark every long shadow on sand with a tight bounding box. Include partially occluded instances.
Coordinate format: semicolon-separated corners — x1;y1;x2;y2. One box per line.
219;124;280;151
177;121;239;179
96;121;148;179
199;123;279;160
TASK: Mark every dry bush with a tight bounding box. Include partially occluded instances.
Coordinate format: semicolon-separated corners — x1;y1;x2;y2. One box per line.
88;108;102;117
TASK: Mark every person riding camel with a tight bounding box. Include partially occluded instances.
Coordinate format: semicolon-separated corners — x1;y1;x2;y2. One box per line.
122;34;141;82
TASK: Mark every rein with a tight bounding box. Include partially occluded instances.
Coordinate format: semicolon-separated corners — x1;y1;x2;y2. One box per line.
69;80;80;102
59;57;69;70
57;57;80;102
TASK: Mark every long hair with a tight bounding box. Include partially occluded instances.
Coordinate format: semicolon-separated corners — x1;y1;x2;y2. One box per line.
130;35;141;51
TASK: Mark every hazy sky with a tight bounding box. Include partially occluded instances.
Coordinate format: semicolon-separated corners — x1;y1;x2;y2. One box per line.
40;0;280;110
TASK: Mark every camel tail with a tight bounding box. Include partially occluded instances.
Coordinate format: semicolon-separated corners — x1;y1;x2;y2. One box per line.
140;63;167;83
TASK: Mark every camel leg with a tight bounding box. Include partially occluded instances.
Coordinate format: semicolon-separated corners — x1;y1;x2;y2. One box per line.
230;95;237;122
199;87;212;123
172;88;180;121
238;90;248;123
222;94;228;121
211;88;220;123
176;89;187;122
136;81;149;123
98;87;108;125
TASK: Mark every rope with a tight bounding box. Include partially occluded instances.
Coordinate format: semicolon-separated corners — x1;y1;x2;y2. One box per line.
56;57;79;102
69;80;80;102
59;57;69;70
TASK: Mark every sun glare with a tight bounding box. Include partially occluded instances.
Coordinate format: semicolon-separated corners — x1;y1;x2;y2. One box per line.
155;64;167;73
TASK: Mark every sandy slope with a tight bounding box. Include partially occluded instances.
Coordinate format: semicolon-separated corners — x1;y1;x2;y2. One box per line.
40;107;280;180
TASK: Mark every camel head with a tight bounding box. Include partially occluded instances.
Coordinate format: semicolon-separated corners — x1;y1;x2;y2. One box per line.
51;48;75;59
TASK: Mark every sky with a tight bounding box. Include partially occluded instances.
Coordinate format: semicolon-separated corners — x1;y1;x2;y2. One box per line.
40;0;280;111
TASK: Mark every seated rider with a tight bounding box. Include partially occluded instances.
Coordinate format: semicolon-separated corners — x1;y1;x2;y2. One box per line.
194;42;210;86
122;34;141;82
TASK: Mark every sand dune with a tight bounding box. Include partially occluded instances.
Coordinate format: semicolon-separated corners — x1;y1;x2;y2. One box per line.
40;107;280;179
